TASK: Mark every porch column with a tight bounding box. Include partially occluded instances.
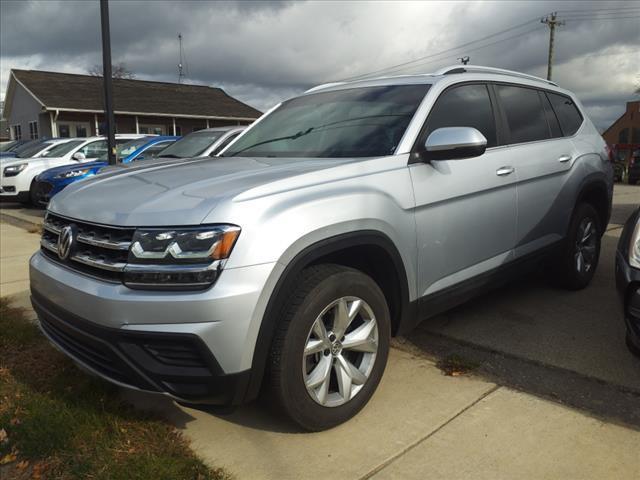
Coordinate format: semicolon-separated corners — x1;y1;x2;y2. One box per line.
206;119;210;128
172;118;176;136
135;115;139;134
94;114;99;135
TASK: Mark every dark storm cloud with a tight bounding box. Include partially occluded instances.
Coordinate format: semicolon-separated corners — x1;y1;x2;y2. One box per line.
1;0;638;129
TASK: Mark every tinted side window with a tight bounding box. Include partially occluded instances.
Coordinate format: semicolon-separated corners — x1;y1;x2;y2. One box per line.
425;84;497;147
540;92;562;138
546;92;583;136
496;85;549;144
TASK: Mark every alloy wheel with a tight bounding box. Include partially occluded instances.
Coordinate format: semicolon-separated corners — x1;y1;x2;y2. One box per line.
574;217;597;274
302;296;379;407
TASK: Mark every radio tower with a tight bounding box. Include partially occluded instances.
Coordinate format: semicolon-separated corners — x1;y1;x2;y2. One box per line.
178;33;185;84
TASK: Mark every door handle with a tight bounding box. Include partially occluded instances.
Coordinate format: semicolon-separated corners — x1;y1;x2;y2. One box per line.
496;166;515;176
558;155;572;163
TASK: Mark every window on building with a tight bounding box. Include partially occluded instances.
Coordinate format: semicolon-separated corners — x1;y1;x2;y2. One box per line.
175;126;182;136
76;125;88;137
192;126;205;132
496;85;550;144
29;121;39;139
140;124;166;135
58;124;70;138
632;128;640;144
619;128;629;144
12;125;22;140
424;83;497;147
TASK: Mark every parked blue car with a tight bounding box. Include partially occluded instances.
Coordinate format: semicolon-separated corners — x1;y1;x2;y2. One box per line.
32;136;179;206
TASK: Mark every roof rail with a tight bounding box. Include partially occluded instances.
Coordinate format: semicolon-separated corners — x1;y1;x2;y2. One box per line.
434;65;558;87
304;81;346;94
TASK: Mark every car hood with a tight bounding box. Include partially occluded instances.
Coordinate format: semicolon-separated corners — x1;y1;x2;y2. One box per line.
49;156;356;226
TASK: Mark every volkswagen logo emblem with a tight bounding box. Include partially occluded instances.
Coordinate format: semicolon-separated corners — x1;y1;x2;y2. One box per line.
58;225;75;260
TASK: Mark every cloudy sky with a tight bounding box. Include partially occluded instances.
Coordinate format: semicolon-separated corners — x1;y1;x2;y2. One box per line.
1;0;638;130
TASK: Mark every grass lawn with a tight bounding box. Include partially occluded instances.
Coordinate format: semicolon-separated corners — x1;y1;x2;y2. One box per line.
0;297;231;480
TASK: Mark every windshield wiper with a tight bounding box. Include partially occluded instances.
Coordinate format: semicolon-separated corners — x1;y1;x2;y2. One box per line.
157;154;183;159
229;128;314;156
228;114;409;157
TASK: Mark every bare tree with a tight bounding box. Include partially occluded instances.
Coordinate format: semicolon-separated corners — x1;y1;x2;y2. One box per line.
88;62;136;79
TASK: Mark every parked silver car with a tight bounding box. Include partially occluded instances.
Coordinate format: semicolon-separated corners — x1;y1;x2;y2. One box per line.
30;65;613;430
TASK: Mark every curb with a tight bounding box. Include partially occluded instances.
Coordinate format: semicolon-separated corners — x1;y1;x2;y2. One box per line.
0;210;43;231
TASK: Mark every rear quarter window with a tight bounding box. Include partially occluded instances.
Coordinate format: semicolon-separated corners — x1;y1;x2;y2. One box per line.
546;92;583;136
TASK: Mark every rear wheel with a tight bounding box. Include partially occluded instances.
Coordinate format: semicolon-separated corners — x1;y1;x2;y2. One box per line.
267;264;390;431
554;203;601;290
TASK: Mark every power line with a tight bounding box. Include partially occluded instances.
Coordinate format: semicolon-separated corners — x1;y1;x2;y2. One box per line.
339;15;542;81
370;26;543;78
557;6;640;13
564;15;640;21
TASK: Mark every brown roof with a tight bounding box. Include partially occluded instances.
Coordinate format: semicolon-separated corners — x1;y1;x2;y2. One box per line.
11;69;261;119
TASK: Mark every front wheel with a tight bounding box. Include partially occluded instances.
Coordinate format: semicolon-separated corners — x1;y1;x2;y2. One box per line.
267;264;390;431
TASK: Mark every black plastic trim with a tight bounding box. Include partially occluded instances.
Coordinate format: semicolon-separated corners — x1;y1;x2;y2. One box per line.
31;291;250;405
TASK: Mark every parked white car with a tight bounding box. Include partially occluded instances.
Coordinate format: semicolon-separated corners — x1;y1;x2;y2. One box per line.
0;138;76;163
0;134;146;204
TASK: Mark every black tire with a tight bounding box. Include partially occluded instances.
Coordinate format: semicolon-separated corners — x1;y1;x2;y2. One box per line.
266;264;390;431
554;203;601;290
626;331;640;358
28;181;39;207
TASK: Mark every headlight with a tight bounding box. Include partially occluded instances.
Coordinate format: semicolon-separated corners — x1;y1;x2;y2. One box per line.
55;169;91;179
3;163;27;177
630;220;640;269
124;225;240;289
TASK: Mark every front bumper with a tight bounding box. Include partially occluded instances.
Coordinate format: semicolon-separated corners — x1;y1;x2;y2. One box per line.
30;179;54;206
32;292;250;404
30;250;280;405
615;250;640;350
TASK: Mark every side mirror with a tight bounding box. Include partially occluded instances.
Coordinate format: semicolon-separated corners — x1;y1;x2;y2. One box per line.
423;127;487;161
72;151;86;161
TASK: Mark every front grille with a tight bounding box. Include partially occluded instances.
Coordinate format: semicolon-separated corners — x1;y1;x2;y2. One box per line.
41;213;134;282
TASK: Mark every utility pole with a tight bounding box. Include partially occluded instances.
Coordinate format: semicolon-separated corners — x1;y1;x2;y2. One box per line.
178;33;185;84
458;56;470;65
541;12;564;81
100;0;116;165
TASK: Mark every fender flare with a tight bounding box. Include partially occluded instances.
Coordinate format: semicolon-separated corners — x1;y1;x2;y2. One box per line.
242;229;412;402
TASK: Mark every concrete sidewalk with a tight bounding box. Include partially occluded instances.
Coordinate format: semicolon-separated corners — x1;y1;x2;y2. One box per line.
2;220;639;480
124;349;640;480
0;221;40;311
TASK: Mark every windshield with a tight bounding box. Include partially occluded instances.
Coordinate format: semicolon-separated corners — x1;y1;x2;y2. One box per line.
15;141;52;158
11;140;39;155
41;140;84;158
0;140;20;152
224;84;430;158
97;136;154;161
157;131;224;158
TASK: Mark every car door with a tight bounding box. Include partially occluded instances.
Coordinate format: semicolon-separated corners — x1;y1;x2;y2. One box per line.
409;82;517;306
493;84;577;258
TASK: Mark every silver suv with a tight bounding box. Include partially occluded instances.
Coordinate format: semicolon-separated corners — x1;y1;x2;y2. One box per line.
30;66;613;431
